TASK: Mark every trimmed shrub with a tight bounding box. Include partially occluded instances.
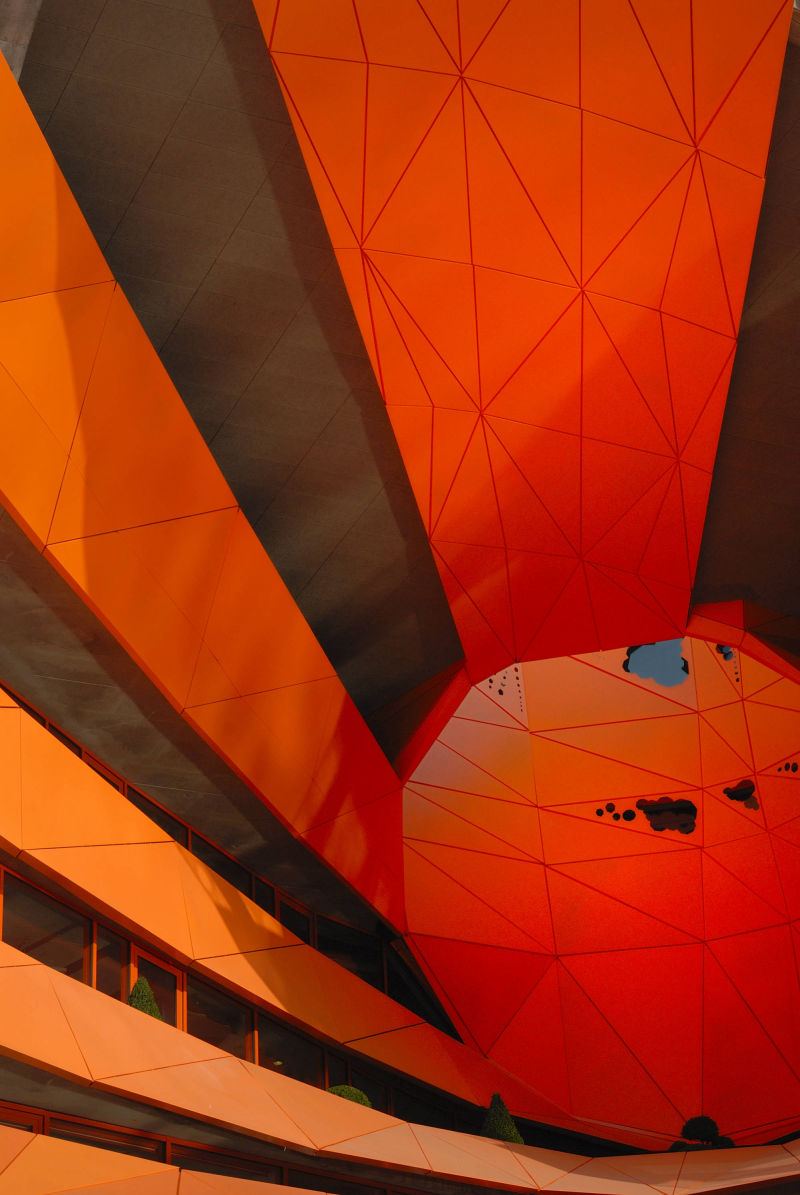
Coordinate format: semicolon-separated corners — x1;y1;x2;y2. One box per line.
480;1093;524;1145
128;976;163;1020
681;1116;721;1145
328;1085;372;1108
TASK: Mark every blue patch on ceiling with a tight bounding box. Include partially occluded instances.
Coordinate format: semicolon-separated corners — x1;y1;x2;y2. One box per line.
623;640;689;688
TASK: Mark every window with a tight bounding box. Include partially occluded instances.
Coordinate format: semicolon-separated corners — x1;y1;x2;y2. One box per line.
191;835;250;895
278;900;312;944
2;875;89;982
253;877;275;916
95;926;127;1000
316;918;384;990
288;1171;385;1195
350;1068;388;1113
169;1145;280;1182
187;977;250;1059
391;1084;453;1130
49;1119;165;1161
326;1054;348;1089
125;789;188;847
131;950;181;1027
257;1015;323;1086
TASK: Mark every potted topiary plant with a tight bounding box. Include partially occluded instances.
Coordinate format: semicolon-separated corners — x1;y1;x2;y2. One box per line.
128;976;163;1020
669;1116;734;1150
328;1084;372;1107
480;1093;524;1144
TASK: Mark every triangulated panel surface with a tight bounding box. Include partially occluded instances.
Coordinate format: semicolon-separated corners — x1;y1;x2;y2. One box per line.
256;0;791;679
404;636;800;1142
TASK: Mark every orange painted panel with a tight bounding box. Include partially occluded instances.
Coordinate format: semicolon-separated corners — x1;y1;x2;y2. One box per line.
409;1124;534;1188
19;713;170;851
401;637;800;1141
194;511;335;700
0;283;114;453
0;1126;32;1178
0;1133;174;1194
261;2;784;670
249;1065;400;1149
301;791;406;930
49;969;228;1082
105;1056;315;1151
0;961;92;1082
22;842;195;961
0;708;22;856
324;1123;431;1172
0;59;112;304
202;943;421;1045
176;849;299;960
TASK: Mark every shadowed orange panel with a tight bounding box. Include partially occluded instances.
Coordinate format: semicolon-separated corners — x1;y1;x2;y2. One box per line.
256;0;791;676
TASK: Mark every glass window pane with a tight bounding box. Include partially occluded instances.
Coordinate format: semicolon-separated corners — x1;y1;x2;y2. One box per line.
258;1015;323;1086
170;1145;280;1182
326;1054;348;1089
278;902;311;943
288;1170;384;1195
48;725;81;756
350;1068;387;1113
135;956;178;1026
253;878;275;916
96;926;126;1000
49;1120;164;1161
191;836;250;895
187;977;250;1059
126;789;188;847
386;947;459;1038
391;1085;453;1130
2;875;88;981
316;918;383;990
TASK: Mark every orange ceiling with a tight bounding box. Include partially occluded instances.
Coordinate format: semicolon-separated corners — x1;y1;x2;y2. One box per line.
255;0;791;680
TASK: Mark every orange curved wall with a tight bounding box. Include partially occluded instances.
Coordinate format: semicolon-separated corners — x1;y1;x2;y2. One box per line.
255;0;792;681
0;54;403;930
402;635;800;1144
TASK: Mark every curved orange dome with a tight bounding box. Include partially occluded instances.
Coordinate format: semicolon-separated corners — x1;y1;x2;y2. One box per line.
403;636;800;1143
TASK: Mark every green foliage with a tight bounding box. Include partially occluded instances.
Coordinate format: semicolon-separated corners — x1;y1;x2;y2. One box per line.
328;1084;372;1108
480;1093;524;1145
681;1116;721;1145
128;976;163;1020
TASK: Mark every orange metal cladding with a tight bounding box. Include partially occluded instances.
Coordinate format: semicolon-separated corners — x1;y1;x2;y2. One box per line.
255;0;792;680
0;56;403;929
403;636;800;1144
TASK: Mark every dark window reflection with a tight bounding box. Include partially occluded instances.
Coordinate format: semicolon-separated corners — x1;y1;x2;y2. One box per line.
351;1068;387;1112
126;789;188;847
258;1015;323;1085
392;1085;453;1130
96;926;126;999
187;977;250;1058
136;955;178;1025
253;878;275;916
278;902;311;943
289;1170;384;1195
190;836;250;894
2;875;88;981
316;918;383;990
326;1053;348;1089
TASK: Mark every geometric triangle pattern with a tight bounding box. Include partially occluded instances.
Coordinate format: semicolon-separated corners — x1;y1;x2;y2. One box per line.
404;635;800;1142
256;0;792;680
